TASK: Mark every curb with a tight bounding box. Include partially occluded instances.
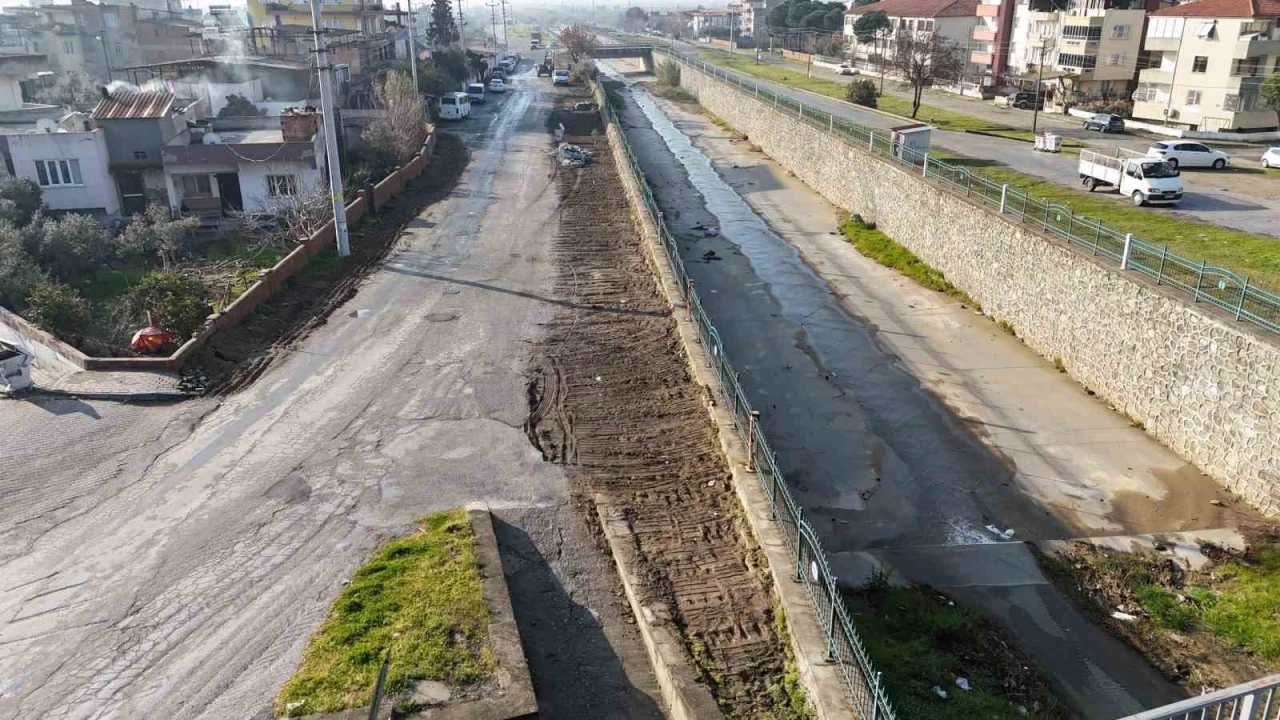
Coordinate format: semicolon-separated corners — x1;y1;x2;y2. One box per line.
19;388;194;403
597;84;859;720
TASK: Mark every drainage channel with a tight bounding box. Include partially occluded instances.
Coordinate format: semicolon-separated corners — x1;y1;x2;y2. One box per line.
602;66;1186;719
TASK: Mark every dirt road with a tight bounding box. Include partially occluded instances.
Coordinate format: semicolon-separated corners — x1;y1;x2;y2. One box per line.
0;73;665;719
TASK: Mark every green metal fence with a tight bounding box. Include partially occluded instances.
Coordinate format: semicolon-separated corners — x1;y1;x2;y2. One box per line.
601;84;900;720
623;37;1280;336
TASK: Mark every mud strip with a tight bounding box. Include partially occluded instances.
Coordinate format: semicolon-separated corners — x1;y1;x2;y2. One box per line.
525;94;793;718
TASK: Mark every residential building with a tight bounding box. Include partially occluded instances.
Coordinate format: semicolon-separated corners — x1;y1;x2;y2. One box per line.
688;9;735;36
3;113;119;217
1132;0;1280;131
844;0;983;77
0;52;60;126
246;0;398;36
123;56;316;116
1050;0;1148;99
90;86;202;215
161;110;326;222
1008;0;1066;76
728;1;771;42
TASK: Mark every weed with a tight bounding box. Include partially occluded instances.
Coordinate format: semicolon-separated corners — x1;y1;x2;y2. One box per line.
839;218;976;306
1053;357;1066;373
997;320;1017;336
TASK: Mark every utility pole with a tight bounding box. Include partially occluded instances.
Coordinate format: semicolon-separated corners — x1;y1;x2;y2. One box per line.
1031;44;1046;136
310;0;351;257
878;30;885;93
456;0;465;47
405;0;420;93
487;0;498;51
499;0;508;50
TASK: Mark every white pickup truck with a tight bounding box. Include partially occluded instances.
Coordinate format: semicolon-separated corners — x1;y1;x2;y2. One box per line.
1078;148;1184;206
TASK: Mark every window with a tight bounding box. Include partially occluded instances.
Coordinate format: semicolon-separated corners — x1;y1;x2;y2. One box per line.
1062;25;1102;41
1196;20;1216;39
62;40;74;54
1191;55;1208;72
1233;57;1262;76
1111;24;1130;39
1186;90;1202;106
1221;93;1256;112
114;43;122;55
1105;52;1125;66
1057;52;1097;69
34;159;83;187
133;150;148;160
178;174;212;196
1147;17;1184;39
104;13;119;27
1099;80;1115;94
267;175;297;197
1132;83;1167;102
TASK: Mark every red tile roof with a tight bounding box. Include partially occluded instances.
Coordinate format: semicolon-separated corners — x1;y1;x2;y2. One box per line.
91;88;176;120
1151;0;1280;16
845;0;981;17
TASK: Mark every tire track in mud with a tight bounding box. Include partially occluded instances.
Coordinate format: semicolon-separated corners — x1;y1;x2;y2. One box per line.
525;94;799;718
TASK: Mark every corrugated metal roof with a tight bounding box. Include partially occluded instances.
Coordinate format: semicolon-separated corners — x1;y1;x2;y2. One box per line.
91;88;176;120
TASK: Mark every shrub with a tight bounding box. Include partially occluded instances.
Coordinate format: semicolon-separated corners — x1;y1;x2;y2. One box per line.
0;177;43;228
126;271;211;342
0;224;45;310
570;59;596;85
846;79;878;108
217;94;265;118
656;58;682;87
35;213;113;282
24;282;90;339
116;204;201;269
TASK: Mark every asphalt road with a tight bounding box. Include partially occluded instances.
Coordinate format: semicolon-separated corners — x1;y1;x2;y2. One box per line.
0;71;664;719
649;38;1280;239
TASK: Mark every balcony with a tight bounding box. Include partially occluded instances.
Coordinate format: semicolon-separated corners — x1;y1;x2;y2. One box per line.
972;26;996;42
1234;35;1280;58
1138;67;1174;84
1143;36;1181;51
976;4;1000;17
971;50;993;64
1029;10;1058;22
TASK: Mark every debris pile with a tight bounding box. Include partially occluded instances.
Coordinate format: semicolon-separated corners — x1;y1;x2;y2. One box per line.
557;143;594;168
573;101;597;112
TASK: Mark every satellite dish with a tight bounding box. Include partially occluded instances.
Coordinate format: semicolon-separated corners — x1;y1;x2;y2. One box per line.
35;118;57;133
202;132;222;145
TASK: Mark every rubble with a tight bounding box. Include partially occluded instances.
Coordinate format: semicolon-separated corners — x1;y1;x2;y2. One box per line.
557;143;595;167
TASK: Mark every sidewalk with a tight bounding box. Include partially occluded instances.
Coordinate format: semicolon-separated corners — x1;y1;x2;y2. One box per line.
27;363;192;401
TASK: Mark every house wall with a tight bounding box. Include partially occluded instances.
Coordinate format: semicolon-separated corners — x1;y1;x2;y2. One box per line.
1094;9;1145;82
0;75;23;112
7;130;119;216
237;160;324;212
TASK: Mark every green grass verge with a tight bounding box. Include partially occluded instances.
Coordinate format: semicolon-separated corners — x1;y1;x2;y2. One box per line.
651;83;697;103
932;151;1280;290
840;218;977;308
845;584;1070;719
275;510;494;717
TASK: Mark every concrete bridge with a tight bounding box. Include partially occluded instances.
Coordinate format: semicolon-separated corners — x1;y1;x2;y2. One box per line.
589;45;655;73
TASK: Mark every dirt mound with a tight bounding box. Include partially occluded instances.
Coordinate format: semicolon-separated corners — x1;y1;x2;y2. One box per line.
187;134;469;394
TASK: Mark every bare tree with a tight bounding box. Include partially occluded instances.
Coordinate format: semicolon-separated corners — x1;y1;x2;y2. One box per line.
558;25;599;63
245;190;334;252
362;70;428;166
890;33;964;119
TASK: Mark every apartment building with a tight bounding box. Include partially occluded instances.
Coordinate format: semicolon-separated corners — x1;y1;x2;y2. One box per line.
1132;0;1280;131
844;0;982;74
1051;0;1148;98
247;0;396;36
688;8;735;36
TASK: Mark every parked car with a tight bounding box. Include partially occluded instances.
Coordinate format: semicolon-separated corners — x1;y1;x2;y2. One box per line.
1082;113;1125;133
1261;147;1280;168
1147;141;1230;169
553;69;571;86
488;77;506;93
1006;90;1045;110
466;82;487;103
1079;149;1183;206
438;92;471;120
835;63;854;75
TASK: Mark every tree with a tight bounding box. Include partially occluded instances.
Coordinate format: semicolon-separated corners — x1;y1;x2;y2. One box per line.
0;224;45;311
427;0;459;45
852;10;890;43
558;25;599;62
362;71;427;166
217;94;265;118
23;282;89;339
126;271;211;342
815;36;846;57
35;213;113;282
623;7;648;31
0;177;43;228
854;0;880;6
846;78;877;107
891;33;964;118
116;204;201;270
656;58;682;87
33;71;101;108
787;1;818;27
1261;73;1280;128
431;46;470;85
767;2;792;29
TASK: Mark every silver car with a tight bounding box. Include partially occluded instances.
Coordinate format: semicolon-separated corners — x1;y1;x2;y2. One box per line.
1147;141;1230;169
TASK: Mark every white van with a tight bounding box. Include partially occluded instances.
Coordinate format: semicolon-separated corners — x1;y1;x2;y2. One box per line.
466;83;487;104
1078;149;1183;206
438;92;471;120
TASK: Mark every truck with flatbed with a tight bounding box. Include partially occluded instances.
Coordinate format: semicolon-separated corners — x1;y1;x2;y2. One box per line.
1078;148;1184;206
530;30;542;50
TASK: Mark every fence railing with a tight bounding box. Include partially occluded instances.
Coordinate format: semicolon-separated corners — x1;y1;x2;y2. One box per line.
1116;673;1280;720
624;36;1280;336
600;81;900;720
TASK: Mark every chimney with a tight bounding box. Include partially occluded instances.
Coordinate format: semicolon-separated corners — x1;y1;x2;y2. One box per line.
280;108;319;141
100;86;110;101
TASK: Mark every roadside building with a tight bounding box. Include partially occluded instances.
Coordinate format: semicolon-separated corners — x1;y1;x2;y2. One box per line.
90;86;202;216
688;9;735;37
0;52;60;127
246;0;400;36
844;0;983;79
3;112;118;217
1132;0;1280;131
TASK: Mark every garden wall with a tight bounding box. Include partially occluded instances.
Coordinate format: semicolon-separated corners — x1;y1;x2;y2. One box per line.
674;63;1280;514
0;129;438;374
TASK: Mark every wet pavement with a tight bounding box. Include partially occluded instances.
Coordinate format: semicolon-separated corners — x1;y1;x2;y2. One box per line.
602;67;1212;717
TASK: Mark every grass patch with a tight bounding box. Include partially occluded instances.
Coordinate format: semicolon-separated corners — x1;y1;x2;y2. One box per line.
1041;537;1280;689
651;83;697;103
932;150;1280;290
275;510;494;717
840;217;976;307
845;584;1070;719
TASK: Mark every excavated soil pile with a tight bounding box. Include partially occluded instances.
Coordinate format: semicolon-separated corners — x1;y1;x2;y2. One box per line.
525;92;802;718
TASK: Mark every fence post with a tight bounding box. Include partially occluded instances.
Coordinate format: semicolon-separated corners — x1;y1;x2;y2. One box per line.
869;130;875;152
367;650;390;720
922;153;929;177
826;596;838;660
1194;259;1206;301
1156;245;1168;284
1121;233;1133;270
793;508;805;580
1236;277;1250;320
999;183;1008;213
686;279;694;318
745;410;760;472
829;113;834;134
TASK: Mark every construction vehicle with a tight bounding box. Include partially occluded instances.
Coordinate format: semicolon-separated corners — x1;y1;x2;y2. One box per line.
537;54;553;77
530;30;542;50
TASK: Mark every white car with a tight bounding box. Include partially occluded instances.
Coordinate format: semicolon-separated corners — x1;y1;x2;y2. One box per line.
553;69;571;86
835;63;854;75
1147;141;1230;170
488;77;506;93
1261;147;1280;169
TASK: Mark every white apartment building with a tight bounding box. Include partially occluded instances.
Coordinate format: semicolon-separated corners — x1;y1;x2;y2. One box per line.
844;0;982;74
1132;0;1280;131
1052;0;1147;99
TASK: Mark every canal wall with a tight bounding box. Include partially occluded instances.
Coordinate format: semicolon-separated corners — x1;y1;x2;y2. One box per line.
675;63;1280;515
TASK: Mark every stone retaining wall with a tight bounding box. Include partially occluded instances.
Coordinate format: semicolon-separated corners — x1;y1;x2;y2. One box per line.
676;64;1280;514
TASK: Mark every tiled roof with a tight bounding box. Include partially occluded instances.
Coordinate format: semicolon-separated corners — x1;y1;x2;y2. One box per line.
91;88;176;120
845;0;981;17
1151;0;1280;16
